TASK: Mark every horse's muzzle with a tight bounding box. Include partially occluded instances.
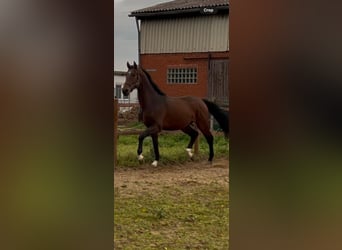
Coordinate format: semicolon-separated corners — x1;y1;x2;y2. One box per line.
122;88;129;96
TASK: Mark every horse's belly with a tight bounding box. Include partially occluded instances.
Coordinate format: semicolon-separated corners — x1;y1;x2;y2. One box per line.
162;124;184;130
162;116;192;130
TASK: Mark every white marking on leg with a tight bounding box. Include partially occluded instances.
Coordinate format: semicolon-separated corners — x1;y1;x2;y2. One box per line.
186;148;193;158
151;160;158;167
138;154;144;161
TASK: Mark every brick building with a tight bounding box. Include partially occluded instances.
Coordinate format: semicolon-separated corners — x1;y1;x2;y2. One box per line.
129;0;229;107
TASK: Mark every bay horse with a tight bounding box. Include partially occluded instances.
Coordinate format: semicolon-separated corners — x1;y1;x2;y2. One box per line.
122;61;229;166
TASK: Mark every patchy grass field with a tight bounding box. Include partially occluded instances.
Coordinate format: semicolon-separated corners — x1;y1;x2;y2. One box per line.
115;124;229;249
114;160;229;249
116;132;229;167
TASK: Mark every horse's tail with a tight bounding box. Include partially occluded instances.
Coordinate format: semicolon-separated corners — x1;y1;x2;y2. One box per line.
202;99;229;138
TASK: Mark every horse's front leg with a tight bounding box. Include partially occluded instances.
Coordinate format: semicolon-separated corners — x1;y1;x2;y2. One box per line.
137;125;160;165
151;133;159;167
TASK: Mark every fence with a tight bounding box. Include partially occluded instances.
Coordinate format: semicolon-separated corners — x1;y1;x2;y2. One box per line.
114;98;199;166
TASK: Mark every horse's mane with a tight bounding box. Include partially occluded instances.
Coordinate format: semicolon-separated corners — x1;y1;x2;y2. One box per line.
141;68;166;96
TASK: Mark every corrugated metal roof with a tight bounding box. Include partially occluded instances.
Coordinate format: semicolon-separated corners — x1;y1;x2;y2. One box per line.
130;0;229;17
140;15;228;53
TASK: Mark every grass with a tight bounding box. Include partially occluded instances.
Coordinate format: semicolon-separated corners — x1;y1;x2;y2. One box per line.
115;123;229;249
116;132;229;167
114;183;229;249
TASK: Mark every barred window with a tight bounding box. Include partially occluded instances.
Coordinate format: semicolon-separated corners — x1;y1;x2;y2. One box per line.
167;67;197;84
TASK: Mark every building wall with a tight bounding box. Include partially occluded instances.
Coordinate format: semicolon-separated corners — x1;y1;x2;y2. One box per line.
140;14;229;54
140;51;228;97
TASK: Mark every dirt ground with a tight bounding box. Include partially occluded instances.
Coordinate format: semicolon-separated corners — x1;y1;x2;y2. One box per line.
114;158;229;196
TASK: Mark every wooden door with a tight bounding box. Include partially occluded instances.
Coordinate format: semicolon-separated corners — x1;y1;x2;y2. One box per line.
208;59;229;107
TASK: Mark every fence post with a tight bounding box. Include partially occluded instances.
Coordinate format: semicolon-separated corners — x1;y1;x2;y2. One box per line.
114;98;118;166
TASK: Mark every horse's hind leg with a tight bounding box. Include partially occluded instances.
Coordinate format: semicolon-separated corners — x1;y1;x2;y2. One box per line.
204;133;214;162
182;123;199;160
197;120;214;162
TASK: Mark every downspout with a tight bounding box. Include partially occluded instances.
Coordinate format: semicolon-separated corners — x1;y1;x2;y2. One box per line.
208;53;214;130
135;17;141;64
208;53;212;100
135;17;142;119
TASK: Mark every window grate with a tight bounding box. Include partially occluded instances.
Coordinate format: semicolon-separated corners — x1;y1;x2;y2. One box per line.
167;67;197;84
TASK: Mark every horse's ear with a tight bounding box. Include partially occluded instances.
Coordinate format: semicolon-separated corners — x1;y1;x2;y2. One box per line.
127;61;131;69
133;61;137;69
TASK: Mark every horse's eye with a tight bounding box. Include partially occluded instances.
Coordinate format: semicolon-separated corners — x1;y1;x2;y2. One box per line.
127;71;136;77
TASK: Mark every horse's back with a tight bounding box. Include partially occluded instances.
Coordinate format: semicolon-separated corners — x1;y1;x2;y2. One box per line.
167;96;206;112
180;96;208;113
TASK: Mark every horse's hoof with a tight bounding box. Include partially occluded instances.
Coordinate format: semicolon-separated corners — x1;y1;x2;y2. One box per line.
138;154;144;161
185;148;193;158
151;160;158;167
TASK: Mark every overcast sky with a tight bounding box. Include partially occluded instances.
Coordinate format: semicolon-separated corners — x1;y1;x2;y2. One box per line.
114;0;171;71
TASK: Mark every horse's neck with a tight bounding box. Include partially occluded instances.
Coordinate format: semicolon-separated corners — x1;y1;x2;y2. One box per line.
138;72;164;110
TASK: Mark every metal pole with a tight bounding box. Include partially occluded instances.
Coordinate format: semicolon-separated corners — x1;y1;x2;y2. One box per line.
135;17;141;64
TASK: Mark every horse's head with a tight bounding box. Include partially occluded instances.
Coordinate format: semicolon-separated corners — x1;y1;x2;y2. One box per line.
122;61;140;96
